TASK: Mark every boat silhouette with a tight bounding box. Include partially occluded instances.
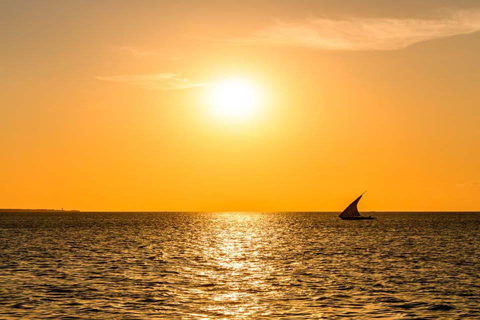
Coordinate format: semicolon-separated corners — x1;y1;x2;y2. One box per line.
339;193;375;220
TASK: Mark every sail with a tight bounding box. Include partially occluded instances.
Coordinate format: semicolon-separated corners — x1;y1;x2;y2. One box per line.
339;194;363;218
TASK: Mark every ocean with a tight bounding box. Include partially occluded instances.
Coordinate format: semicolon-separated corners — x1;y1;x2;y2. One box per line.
1;212;479;319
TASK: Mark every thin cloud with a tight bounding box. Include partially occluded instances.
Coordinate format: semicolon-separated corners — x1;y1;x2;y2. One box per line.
111;46;184;61
95;73;207;90
246;10;480;51
457;182;480;188
112;46;156;57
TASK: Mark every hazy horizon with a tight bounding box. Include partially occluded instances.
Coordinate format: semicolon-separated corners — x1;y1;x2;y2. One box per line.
2;208;480;213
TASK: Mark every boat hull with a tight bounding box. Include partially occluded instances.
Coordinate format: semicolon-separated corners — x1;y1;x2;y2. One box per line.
340;216;375;220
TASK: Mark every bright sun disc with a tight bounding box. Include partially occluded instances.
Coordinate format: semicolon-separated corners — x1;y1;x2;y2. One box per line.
208;78;261;122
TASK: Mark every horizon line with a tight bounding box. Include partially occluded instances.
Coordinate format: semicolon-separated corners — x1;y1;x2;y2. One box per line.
2;209;480;213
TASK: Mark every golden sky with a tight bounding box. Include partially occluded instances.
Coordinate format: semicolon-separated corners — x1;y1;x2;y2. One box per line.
2;0;480;211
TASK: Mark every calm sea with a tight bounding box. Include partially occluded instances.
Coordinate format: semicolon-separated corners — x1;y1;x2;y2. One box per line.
1;212;479;319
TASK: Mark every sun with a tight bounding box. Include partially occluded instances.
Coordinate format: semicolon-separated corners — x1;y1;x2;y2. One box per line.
208;78;262;122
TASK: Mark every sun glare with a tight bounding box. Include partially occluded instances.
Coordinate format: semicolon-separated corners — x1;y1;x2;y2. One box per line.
208;78;262;122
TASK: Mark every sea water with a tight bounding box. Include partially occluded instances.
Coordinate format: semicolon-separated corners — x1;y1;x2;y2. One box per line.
1;212;479;319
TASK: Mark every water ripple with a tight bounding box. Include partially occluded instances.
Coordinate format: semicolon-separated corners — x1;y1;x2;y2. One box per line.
1;212;479;319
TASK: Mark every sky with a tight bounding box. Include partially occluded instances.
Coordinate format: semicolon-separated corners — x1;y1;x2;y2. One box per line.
1;0;480;211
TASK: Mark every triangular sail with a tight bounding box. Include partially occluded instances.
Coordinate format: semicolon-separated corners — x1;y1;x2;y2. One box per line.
339;194;364;218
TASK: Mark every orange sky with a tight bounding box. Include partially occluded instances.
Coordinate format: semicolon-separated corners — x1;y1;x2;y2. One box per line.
2;0;480;211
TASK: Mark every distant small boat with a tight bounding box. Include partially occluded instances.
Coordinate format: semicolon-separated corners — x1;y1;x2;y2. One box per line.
339;193;375;220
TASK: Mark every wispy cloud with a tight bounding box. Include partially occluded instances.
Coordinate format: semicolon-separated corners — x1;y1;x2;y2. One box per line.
457;181;480;188
95;73;207;90
111;46;183;61
112;46;156;57
246;9;480;51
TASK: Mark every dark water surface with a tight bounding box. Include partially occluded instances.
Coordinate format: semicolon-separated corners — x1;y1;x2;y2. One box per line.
1;212;479;319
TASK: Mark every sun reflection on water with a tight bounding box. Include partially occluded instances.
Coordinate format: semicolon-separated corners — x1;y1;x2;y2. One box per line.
197;212;274;318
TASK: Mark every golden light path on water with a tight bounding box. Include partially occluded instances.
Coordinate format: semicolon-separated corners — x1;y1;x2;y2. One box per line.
200;213;273;318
